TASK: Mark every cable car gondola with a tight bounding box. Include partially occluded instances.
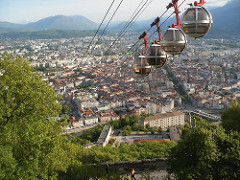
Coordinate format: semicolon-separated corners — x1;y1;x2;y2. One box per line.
147;43;168;68
133;54;152;76
146;17;168;68
161;28;186;55
133;32;152;76
161;0;186;55
181;0;213;38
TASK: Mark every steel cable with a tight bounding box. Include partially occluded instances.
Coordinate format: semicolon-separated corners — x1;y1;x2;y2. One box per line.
91;0;125;53
87;0;115;50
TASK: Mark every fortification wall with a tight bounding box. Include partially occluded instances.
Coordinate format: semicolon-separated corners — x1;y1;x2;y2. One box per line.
93;158;168;175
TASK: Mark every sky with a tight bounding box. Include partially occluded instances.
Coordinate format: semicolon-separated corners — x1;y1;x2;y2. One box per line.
0;0;230;24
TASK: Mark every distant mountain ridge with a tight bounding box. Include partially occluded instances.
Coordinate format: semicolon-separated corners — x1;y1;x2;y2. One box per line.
0;0;239;38
24;15;98;31
209;0;240;37
0;30;103;40
0;15;98;32
0;22;22;29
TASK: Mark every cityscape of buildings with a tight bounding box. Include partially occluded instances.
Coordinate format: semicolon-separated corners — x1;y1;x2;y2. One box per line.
0;35;239;130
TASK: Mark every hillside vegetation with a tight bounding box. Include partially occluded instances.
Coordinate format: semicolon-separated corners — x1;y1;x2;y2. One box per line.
0;54;240;179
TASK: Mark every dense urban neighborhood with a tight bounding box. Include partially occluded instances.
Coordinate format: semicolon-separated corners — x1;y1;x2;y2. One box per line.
1;36;239;130
1;0;240;178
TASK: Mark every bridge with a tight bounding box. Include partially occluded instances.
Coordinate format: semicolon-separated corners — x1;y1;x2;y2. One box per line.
190;109;222;122
97;125;112;146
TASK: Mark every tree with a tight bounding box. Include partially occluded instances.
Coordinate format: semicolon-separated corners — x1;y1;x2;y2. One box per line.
150;129;155;134
168;124;240;179
120;117;130;127
61;104;72;114
132;123;139;131
129;114;139;125
145;124;151;130
158;127;162;134
222;100;240;132
144;128;149;134
79;125;104;142
123;125;131;136
0;55;71;179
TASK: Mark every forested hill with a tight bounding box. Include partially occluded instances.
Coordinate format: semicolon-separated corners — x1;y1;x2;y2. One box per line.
0;30;109;40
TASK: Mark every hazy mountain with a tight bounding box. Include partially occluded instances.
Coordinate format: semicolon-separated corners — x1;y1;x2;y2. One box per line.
0;15;98;33
0;22;33;34
23;15;98;31
0;22;22;29
208;0;240;37
0;15;109;39
0;0;238;38
0;30;101;40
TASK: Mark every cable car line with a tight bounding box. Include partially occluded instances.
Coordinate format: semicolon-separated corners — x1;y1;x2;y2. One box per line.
92;0;212;78
87;0;116;50
144;5;169;34
100;0;152;63
91;0;125;53
130;0;187;53
121;0;154;38
114;0;211;78
107;0;150;51
162;0;186;26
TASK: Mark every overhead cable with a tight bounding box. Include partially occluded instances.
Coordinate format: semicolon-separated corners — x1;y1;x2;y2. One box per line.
91;0;125;53
87;0;115;49
125;0;154;34
129;0;187;52
108;0;150;50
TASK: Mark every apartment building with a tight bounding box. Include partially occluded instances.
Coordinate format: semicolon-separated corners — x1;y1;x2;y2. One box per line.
140;111;185;130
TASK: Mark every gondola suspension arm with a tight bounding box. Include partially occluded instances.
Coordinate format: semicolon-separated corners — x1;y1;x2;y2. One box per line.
166;0;181;28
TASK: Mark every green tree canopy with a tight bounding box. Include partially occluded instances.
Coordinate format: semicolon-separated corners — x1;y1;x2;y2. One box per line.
0;55;74;179
61;104;72;115
168;124;240;179
222;100;240;132
81;141;176;164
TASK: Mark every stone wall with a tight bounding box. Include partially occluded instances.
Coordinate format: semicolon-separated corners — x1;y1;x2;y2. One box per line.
93;158;168;175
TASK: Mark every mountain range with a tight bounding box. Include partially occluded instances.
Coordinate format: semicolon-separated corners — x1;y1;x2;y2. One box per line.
0;0;239;38
209;0;240;37
0;15;98;33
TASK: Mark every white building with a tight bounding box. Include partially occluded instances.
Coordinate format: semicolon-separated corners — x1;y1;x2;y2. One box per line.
84;116;99;125
140;111;185;130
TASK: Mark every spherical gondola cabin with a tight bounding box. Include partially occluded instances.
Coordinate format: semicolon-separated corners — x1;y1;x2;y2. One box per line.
146;44;168;68
161;28;186;55
181;6;212;38
133;55;152;76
